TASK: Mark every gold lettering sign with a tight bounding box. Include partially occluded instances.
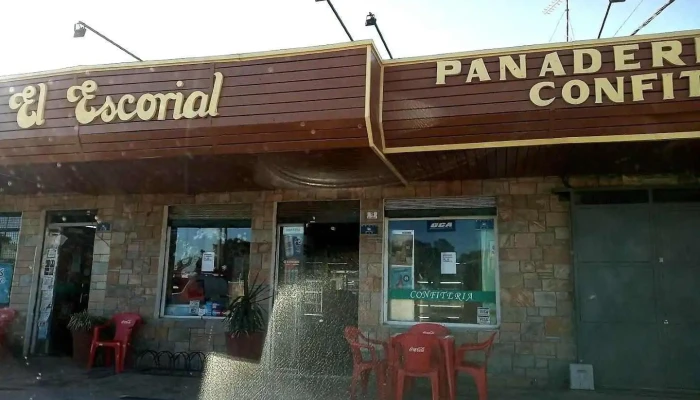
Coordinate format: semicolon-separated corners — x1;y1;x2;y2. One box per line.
67;72;224;124
6;73;224;129
8;84;47;128
435;37;700;107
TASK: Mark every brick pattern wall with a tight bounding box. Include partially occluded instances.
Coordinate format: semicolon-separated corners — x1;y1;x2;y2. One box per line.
2;174;689;384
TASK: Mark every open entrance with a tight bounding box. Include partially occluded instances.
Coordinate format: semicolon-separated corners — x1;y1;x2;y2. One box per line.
271;201;360;376
32;210;98;356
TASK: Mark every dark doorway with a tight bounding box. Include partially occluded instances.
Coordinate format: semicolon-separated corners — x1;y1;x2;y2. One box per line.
272;201;360;376
49;226;95;356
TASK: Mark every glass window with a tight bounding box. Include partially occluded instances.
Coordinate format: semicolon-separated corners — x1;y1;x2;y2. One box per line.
0;214;21;308
162;221;251;317
385;218;498;326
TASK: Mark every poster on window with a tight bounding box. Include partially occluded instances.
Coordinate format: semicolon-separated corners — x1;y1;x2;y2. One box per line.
0;263;13;304
281;226;304;283
201;251;215;272
440;252;457;275
389;230;414;268
390;266;414;290
282;226;304;259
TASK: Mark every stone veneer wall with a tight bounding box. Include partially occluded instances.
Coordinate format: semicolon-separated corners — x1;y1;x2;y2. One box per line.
3;174;690;386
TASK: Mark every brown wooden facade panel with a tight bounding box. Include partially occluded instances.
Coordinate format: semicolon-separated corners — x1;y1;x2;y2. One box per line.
384;39;697;74
0;45;372;164
382;35;700;149
367;48;383;150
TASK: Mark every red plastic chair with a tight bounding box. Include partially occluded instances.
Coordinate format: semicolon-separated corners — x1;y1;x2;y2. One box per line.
87;312;141;373
0;308;17;357
407;322;451;337
344;327;389;399
454;332;497;400
392;332;444;400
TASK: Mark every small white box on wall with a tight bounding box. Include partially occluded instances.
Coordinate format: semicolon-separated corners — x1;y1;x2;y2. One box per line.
569;363;594;390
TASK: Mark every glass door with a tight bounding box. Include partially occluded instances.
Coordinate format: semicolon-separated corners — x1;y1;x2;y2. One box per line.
269;224;305;371
270;221;359;375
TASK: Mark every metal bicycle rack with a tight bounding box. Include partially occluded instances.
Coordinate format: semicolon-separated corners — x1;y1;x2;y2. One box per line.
133;350;207;377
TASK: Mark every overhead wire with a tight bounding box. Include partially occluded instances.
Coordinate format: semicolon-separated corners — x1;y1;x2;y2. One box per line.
631;0;676;36
613;0;645;36
569;14;575;40
548;10;566;42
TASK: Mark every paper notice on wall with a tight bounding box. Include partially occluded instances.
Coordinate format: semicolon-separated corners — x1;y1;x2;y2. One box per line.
47;248;58;260
440;252;457;275
37;321;48;339
41;276;55;290
477;316;491;325
477;307;490;317
40;290;53;304
201;252;215;272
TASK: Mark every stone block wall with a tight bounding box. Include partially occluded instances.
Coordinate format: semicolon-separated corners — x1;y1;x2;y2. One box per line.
2;174;691;385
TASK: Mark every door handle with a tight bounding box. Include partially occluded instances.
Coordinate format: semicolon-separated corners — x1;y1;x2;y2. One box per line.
663;320;669;325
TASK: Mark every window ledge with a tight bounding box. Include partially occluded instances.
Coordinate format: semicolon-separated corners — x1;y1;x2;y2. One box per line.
160;315;224;320
383;321;500;330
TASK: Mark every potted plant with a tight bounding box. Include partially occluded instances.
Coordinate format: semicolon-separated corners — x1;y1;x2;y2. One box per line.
67;310;107;365
222;274;269;361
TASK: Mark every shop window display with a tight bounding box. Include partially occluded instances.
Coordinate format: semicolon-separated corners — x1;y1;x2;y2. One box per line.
162;222;251;317
385;218;498;326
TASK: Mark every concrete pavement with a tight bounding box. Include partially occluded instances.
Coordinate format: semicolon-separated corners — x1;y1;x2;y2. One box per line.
0;354;693;400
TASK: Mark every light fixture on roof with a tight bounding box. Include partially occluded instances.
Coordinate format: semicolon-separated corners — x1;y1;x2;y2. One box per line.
72;20;143;62
597;0;626;39
73;23;87;38
365;12;393;59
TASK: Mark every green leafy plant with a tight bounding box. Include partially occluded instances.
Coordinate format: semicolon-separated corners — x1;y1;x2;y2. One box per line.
223;274;269;337
67;310;107;332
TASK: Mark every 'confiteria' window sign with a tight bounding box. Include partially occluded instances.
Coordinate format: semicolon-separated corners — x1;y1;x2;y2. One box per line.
7;72;224;129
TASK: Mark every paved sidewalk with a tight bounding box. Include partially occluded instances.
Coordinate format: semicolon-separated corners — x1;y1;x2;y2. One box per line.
0;354;693;400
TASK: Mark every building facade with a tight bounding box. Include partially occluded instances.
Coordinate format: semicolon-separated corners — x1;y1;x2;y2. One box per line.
1;30;699;391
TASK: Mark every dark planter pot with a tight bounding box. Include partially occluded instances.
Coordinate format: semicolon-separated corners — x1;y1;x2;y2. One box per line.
225;332;265;361
71;330;93;367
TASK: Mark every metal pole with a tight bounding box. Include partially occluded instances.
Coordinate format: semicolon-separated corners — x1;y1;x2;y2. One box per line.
325;0;353;41
565;0;570;42
373;23;393;59
630;0;676;36
597;2;613;39
78;21;143;61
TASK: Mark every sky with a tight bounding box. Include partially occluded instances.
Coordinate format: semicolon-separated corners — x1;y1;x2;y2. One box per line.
1;0;699;77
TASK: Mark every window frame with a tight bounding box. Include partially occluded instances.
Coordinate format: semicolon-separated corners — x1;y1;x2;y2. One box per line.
0;213;22;308
382;215;501;329
157;208;253;319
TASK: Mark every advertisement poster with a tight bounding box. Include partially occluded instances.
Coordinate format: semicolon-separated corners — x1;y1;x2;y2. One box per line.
201;251;215;272
0;263;13;304
282;226;304;283
390;266;414;290
389;230;414;268
37;321;48;340
440;252;457;275
189;300;200;315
